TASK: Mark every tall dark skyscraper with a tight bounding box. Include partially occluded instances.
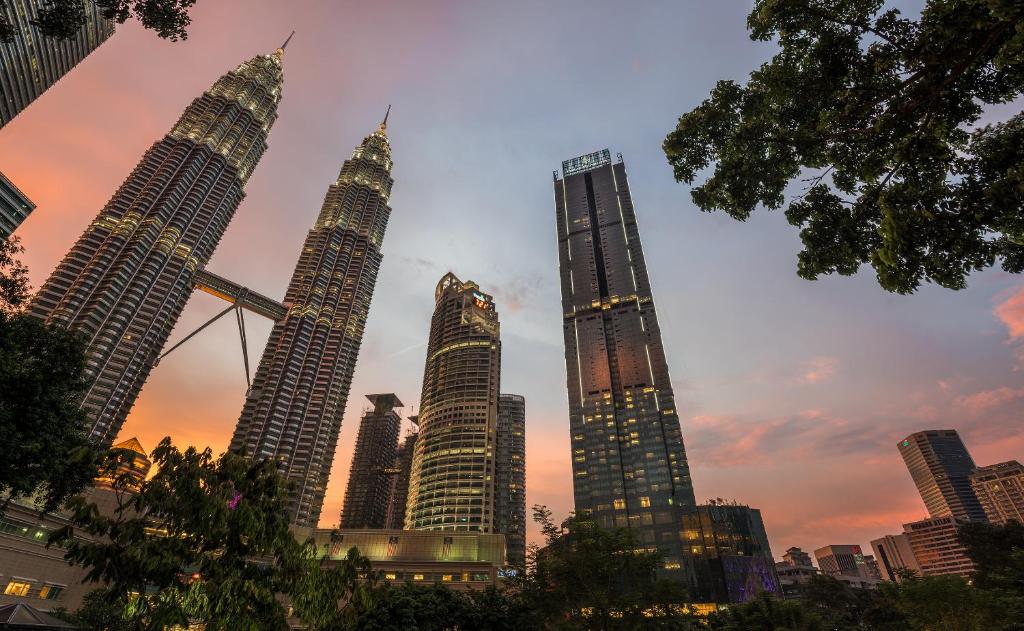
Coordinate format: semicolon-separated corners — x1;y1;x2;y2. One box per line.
899;430;986;522
1;1;113;128
406;273;501;532
384;421;418;530
231;114;395;527
340;394;403;529
29;45;286;447
555;149;698;581
0;170;34;237
496;394;526;566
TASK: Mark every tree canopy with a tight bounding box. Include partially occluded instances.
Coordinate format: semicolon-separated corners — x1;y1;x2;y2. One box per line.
664;0;1024;293
0;236;98;512
0;0;196;44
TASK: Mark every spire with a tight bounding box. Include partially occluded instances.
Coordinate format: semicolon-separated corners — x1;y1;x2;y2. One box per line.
275;30;295;58
378;104;391;133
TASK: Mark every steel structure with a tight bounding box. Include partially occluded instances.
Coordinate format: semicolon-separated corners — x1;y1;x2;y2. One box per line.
28;44;287;447
340;394;403;529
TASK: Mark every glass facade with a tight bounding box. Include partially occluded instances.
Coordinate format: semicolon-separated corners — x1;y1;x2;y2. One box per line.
340;394;403;529
496;394;526;566
0;170;34;238
898;430;986;522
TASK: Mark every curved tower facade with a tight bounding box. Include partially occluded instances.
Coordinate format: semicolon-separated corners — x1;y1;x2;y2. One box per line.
29;47;285;447
406;273;501;532
231;118;395;527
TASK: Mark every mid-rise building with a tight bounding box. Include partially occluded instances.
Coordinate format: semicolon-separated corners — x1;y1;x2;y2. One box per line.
384;422;418;530
775;563;819;600
496;394;526;566
406;273;501;533
813;545;880;584
898;430;986;522
29;45;287;448
870;533;921;582
554;149;698;591
95;437;151;491
1;1;113;128
903;516;976;578
970;460;1024;525
231;113;395;527
0;171;34;238
340;394;403;529
686;502;779;603
781;547;814;568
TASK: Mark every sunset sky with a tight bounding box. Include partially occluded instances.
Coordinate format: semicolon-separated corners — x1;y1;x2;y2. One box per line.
3;0;1023;557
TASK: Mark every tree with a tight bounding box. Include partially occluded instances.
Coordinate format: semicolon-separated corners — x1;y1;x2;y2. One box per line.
663;0;1024;294
958;520;1024;625
522;505;698;630
0;236;98;512
51;438;369;631
706;590;825;630
0;0;197;44
52;589;136;631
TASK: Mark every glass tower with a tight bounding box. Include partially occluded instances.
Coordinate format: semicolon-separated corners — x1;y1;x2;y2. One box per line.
555;149;698;584
231;115;395;528
1;1;113;128
384;421;418;530
29;46;286;447
340;394;403;529
899;430;987;522
496;393;526;566
0;170;34;237
406;273;501;532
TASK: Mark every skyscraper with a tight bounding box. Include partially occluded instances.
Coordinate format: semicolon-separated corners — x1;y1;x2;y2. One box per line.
0;170;34;238
29;45;287;447
496;393;526;566
1;1;113;128
555;149;697;581
970;461;1024;525
898;430;986;522
870;533;921;582
340;394;403;529
384;422;418;530
406;273;501;533
231;113;395;527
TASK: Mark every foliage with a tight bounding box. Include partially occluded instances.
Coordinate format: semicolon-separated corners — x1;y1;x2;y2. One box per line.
290;545;376;631
346;583;535;631
521;505;698;630
0;0;196;44
51;438;369;631
959;520;1024;624
663;0;1024;293
52;589;136;631
0;236;98;512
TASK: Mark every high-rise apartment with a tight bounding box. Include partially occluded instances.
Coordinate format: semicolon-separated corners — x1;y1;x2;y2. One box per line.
29;46;286;447
384;422;418;530
970;461;1024;525
0;170;34;238
231;114;395;527
903;516;976;577
555;149;697;582
496;393;526;566
1;1;113;127
340;394;403;529
898;430;986;522
870;533;921;582
406;273;501;533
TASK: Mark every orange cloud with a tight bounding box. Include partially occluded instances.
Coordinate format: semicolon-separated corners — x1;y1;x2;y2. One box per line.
793;356;839;385
955;386;1024;414
995;287;1024;339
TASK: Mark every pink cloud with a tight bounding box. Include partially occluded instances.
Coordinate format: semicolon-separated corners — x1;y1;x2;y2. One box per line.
995;287;1024;339
793;356;839;385
955;386;1024;414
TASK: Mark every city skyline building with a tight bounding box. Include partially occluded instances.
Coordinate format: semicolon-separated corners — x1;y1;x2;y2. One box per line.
870;533;921;582
384;421;418;530
1;1;113;128
230;111;396;527
340;394;403;529
903;516;976;578
554;149;698;587
781;547;814;569
406;273;501;533
496;393;526;566
28;44;287;447
970;460;1024;525
0;170;34;237
898;430;986;522
686;502;779;603
813;545;879;582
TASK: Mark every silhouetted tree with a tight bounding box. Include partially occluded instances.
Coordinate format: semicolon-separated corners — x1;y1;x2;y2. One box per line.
1;0;196;44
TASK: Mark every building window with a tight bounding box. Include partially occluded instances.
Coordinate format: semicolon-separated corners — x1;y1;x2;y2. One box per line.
38;584;64;600
4;580;31;597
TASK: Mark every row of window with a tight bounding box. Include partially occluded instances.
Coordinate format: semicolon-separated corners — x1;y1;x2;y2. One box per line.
3;579;64;600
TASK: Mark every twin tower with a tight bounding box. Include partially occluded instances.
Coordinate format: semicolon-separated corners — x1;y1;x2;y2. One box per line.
28;46;392;528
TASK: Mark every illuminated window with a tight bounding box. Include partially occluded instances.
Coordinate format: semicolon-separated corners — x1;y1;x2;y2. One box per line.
4;581;31;597
613;499;625;510
39;584;63;600
384;573;397;581
640;496;651;508
413;574;425;581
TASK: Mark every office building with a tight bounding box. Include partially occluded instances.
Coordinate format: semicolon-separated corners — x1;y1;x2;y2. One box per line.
384;423;418;530
0;171;34;238
231;113;395;527
781;547;814;568
870;533;921;582
554;149;698;587
686;502;779;603
970;460;1024;525
903;516;976;578
406;273;501;533
1;1;113;128
340;394;403;529
813;545;881;585
496;393;526;566
898;430;986;522
28;45;287;448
